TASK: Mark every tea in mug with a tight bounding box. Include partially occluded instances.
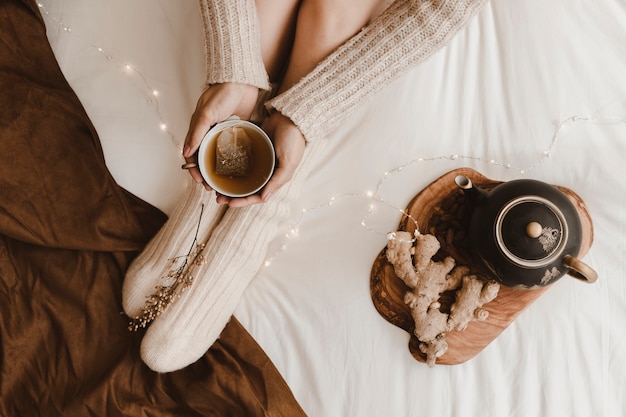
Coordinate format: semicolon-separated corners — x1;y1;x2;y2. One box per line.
201;123;275;197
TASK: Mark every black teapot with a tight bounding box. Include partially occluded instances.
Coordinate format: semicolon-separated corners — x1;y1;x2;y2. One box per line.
455;174;598;289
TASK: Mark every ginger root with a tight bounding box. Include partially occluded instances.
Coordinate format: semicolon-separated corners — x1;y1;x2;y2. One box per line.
448;275;499;332
385;231;500;367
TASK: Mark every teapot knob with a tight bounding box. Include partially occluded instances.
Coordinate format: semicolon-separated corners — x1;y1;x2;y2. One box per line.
526;221;543;239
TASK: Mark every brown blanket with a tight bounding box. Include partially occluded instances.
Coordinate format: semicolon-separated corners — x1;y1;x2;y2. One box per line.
0;1;305;415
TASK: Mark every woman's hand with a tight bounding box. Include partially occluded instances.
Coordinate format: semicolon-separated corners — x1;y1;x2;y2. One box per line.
216;112;306;207
182;82;259;187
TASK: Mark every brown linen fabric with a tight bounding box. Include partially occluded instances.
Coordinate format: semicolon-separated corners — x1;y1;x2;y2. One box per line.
0;1;306;416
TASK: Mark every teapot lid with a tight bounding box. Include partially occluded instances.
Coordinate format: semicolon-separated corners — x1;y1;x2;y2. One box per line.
495;196;568;268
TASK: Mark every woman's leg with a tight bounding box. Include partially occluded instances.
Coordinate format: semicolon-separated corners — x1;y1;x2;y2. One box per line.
255;0;391;89
140;140;327;372
278;0;389;93
122;182;227;319
255;0;300;83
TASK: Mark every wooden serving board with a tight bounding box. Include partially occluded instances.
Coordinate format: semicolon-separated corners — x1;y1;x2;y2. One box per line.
370;168;594;365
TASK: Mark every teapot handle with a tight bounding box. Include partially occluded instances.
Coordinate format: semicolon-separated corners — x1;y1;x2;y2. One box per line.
563;255;598;283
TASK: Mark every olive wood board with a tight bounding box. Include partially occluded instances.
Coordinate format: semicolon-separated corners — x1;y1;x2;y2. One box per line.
370;167;594;365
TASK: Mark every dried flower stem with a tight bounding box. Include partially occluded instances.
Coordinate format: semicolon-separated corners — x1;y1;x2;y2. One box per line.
129;204;207;331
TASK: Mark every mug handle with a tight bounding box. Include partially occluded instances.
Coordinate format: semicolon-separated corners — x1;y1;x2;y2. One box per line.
563;255;598;283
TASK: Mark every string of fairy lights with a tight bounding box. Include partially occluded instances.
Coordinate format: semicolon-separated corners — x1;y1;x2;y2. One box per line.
37;2;181;152
262;109;626;266
38;2;626;268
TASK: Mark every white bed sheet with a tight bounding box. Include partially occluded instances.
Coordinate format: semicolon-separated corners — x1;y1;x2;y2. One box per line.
43;0;625;416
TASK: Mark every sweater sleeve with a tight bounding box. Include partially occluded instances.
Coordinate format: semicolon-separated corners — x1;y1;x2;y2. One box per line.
266;0;487;142
198;0;270;90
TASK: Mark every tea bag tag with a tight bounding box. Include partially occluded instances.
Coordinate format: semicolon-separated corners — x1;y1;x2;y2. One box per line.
215;126;252;176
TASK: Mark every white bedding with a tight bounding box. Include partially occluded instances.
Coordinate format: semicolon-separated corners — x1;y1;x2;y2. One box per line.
43;0;625;416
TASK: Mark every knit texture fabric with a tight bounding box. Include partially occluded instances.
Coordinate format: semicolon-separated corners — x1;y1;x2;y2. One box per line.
138;140;326;372
122;182;227;319
199;0;270;90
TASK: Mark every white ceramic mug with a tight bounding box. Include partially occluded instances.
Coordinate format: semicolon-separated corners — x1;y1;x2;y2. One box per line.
197;117;275;197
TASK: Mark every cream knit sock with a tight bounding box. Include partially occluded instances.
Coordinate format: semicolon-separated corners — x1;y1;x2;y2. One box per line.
140;140;326;372
122;181;227;319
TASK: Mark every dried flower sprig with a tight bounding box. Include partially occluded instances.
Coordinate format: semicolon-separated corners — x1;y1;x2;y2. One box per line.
128;204;207;331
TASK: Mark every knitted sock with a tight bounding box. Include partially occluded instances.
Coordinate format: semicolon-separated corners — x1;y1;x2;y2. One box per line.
140;140;326;372
122;181;227;319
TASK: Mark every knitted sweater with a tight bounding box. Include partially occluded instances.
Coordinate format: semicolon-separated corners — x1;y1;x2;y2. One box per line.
199;0;487;143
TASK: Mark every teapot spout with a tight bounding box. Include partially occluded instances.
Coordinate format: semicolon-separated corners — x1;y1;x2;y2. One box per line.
455;175;487;203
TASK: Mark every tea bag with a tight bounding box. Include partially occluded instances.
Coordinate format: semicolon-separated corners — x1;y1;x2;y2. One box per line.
215;126;252;176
